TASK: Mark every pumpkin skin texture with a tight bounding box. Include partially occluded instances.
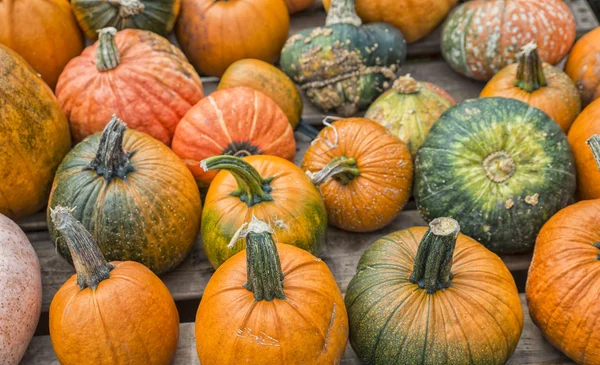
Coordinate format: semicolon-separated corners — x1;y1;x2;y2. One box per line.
56;28;203;146
346;218;523;365
71;0;181;40
285;0;314;14
280;0;407;117
442;0;576;81
176;0;289;77
302;118;413;232
565;27;600;106
0;45;71;220
48;117;202;275
172;87;296;187
201;155;327;269
0;214;42;365
365;74;456;157
0;0;83;89
414;98;576;254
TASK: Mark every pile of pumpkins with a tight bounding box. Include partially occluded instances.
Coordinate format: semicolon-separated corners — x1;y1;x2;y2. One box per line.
2;0;600;364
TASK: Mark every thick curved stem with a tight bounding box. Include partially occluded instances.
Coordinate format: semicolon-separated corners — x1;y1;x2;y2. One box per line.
308;156;360;186
108;0;146;18
514;42;547;93
326;0;361;26
96;27;120;72
587;135;600;171
85;115;136;180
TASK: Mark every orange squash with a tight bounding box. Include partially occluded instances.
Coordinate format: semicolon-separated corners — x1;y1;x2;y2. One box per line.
566;27;600;106
285;0;314;14
195;217;348;364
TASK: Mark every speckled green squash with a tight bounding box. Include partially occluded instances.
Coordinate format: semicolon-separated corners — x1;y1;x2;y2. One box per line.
280;0;406;117
414;98;576;253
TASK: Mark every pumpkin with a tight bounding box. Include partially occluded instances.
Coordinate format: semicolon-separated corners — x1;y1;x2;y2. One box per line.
280;0;406;117
48;116;202;275
195;217;348;364
0;45;71;220
323;0;457;43
172;86;296;187
49;207;179;365
364;74;456;157
71;0;180;40
346;217;523;364
0;214;42;365
565;27;600;106
201;155;327;269
302;118;413;232
0;0;83;89
414;98;576;254
285;0;314;14
56;27;203;146
176;0;289;77
442;0;576;81
481;42;581;133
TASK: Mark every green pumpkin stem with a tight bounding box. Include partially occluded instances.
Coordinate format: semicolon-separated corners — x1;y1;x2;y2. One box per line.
409;217;460;294
586;135;600;171
96;27;120;72
50;206;114;291
85;115;136;181
201;155;273;207
108;0;146;18
514;41;547;93
308;156;360;186
326;0;362;26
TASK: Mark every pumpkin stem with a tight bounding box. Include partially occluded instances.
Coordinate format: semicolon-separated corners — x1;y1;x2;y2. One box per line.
326;0;362;27
85;115;136;181
201;155;273;207
586;135;600;171
393;74;421;94
108;0;146;18
50;206;114;291
514;41;547;93
409;217;460;294
307;156;360;186
96;27;121;72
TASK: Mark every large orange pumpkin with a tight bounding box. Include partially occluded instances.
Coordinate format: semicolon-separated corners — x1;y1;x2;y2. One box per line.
565;27;600;106
56;27;204;145
195;217;348;364
176;0;290;77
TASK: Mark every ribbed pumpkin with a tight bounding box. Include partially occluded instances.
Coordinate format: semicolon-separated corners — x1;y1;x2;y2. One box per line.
415;98;576;254
71;0;180;40
49;207;179;365
302;118;413;232
176;0;289;77
285;0;314;14
0;45;71;220
196;217;348;364
365;74;456;157
442;0;576;81
172;87;295;187
0;214;41;365
201;155;327;269
48;116;202;275
0;0;83;89
346;217;523;364
56;28;203;146
565;27;600;106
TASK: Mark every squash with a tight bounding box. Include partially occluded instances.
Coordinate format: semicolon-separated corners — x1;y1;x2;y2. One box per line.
565;27;600;106
414;98;576;253
323;0;457;43
201;155;327;269
176;0;289;77
285;0;314;14
346;217;523;364
0;213;42;365
0;0;83;89
172;87;295;187
49;207;179;365
195;217;348;364
365;74;456;157
302;118;413;232
442;0;576;81
481;42;581;133
48;116;202;275
70;0;180;40
280;0;406;117
0;45;71;220
56;28;203;146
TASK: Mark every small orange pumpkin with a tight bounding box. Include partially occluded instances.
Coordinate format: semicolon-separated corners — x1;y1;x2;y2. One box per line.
565;27;600;106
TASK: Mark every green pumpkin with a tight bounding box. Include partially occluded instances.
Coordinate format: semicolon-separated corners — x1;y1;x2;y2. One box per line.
414;97;576;253
279;0;406;117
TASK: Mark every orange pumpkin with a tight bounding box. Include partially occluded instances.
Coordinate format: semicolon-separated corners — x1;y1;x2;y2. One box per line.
302;118;413;232
195;217;348;364
285;0;314;14
176;0;290;77
49;207;180;365
481;42;581;133
566;27;600;106
56;28;204;145
172;87;295;187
